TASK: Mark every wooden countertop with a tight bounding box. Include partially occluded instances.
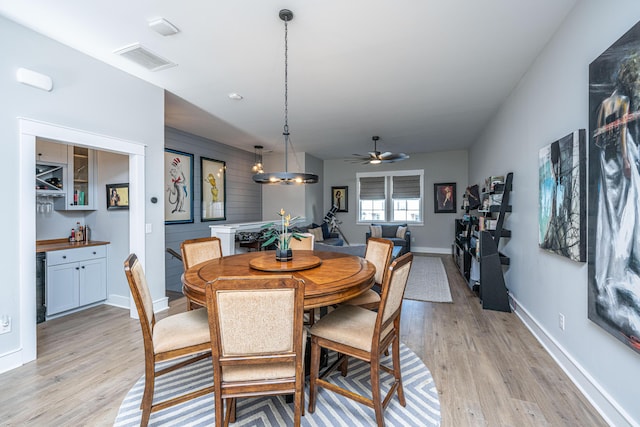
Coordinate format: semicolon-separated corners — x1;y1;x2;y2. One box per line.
36;238;110;253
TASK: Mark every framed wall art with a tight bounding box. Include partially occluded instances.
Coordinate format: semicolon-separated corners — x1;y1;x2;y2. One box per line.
106;183;129;210
164;148;194;224
331;186;348;212
201;156;226;221
538;130;586;262
434;182;456;213
588;20;640;354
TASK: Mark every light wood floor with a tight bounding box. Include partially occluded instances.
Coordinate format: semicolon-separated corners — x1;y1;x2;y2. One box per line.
0;254;606;426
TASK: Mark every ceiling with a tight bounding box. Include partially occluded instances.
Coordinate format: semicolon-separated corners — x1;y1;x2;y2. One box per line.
1;1;578;160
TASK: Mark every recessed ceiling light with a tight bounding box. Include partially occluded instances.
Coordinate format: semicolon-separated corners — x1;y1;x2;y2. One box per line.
148;18;179;36
228;93;244;100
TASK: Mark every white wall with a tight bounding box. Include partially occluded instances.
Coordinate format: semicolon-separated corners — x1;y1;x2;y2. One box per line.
0;16;165;370
470;1;640;425
323;150;468;251
95;151;130;304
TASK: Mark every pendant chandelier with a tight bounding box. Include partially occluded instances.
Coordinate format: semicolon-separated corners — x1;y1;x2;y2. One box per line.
251;145;264;173
253;9;318;185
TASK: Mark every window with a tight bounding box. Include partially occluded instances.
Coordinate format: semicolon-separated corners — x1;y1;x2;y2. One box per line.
357;170;423;224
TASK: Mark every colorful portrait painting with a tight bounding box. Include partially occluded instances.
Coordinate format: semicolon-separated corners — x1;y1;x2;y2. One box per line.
164;149;194;224
201;157;226;221
538;130;586;262
588;20;640;354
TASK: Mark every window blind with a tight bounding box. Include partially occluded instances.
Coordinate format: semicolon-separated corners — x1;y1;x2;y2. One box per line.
359;176;385;200
392;175;420;198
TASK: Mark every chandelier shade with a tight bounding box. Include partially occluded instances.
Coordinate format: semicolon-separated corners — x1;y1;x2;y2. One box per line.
253;9;318;185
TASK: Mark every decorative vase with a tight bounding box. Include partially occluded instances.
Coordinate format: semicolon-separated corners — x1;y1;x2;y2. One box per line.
275;248;293;262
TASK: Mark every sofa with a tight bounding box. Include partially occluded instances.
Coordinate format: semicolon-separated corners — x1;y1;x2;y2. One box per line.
293;222;343;246
365;223;411;255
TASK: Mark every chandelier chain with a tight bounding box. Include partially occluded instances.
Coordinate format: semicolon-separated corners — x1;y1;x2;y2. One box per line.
283;16;289;136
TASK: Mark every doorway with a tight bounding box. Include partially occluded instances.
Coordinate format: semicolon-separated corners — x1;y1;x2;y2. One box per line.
18;118;146;366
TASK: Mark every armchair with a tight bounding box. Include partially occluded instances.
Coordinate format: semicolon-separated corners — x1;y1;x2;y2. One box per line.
365;223;411;255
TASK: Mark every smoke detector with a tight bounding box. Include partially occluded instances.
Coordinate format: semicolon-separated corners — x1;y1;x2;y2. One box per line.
148;18;180;36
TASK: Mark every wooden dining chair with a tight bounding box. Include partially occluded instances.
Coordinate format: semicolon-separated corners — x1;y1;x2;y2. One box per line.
180;236;223;309
343;237;395;310
308;253;414;427
124;253;213;427
285;232;315;250
205;275;306;427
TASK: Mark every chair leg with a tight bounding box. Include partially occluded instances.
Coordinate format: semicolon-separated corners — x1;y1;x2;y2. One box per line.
371;357;385;427
140;362;155;427
214;392;224;427
308;336;320;413
392;330;406;407
339;353;349;377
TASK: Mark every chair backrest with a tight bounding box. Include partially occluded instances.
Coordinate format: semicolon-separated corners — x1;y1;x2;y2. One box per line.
205;275;305;379
376;252;413;341
287;232;315;250
365;237;395;285
124;253;155;344
180;236;223;270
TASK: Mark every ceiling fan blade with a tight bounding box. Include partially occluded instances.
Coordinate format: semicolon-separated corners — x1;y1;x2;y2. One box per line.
378;152;394;159
380;153;410;163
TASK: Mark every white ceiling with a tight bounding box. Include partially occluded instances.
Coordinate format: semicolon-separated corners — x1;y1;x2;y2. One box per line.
1;0;577;160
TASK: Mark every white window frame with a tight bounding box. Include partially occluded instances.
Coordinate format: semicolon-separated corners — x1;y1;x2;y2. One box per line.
356;169;424;225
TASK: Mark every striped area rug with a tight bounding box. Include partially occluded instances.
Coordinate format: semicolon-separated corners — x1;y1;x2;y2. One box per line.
114;343;441;426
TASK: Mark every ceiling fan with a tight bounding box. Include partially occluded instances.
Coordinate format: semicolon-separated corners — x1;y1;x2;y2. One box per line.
349;136;410;164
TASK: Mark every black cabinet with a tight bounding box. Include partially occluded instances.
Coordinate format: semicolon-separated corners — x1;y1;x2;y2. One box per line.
454;172;513;312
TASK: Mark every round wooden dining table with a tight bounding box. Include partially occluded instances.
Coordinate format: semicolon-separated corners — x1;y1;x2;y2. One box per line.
182;250;376;309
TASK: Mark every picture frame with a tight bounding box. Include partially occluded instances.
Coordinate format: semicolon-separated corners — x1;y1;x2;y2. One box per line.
201;156;226;221
434;182;456;213
538;130;586;262
106;183;129;210
588;20;640;354
164;148;194;224
331;186;348;212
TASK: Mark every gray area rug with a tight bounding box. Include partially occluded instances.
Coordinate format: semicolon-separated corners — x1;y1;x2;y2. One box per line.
114;343;441;426
404;256;452;303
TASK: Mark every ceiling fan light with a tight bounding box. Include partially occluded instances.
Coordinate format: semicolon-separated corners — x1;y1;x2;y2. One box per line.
370;159;382;165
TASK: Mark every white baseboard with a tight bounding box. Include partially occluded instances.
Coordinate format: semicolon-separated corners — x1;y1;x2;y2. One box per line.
411;246;450;254
106;294;169;314
511;295;637;427
0;348;23;375
106;294;130;309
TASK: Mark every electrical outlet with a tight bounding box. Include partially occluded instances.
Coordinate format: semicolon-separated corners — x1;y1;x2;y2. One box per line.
558;313;565;331
0;315;11;335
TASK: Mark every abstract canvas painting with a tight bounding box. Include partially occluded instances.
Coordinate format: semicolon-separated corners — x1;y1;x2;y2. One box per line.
538;130;586;262
588;20;640;354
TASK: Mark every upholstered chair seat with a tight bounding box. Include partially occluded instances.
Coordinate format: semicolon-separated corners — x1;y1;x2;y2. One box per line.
152;309;210;354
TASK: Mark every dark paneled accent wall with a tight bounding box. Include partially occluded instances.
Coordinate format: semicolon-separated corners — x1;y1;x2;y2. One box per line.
164;127;262;292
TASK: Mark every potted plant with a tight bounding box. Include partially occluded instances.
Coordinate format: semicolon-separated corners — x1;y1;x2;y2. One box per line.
261;209;307;261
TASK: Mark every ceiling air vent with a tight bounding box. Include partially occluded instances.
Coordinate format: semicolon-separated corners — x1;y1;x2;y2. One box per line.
113;43;176;71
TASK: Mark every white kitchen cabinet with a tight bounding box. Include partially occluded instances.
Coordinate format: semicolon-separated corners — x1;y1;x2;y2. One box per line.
36;139;68;164
46;245;107;318
53;145;97;211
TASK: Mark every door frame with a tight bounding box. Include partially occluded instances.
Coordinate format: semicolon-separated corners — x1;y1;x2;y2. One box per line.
18;118;146;365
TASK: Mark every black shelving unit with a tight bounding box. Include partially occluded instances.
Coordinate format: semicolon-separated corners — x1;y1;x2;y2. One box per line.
453;172;513;312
